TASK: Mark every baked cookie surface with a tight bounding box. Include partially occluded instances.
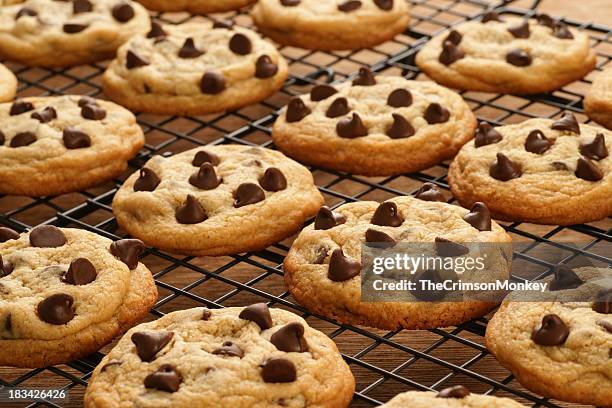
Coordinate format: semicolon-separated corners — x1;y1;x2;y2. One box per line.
251;0;410;51
0;63;17;103
84;305;355;408
0;0;150;67
486;266;612;407
448;115;612;225
584;67;612;130
283;193;512;330
381;386;525;407
416;13;596;94
0;226;157;368
272;73;476;176
134;0;254;13
0;95;144;197
103;22;288;116
112;145;324;256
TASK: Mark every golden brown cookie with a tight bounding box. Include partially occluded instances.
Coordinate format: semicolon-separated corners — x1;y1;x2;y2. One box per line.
0;63;17;103
584;66;612;130
134;0;254;13
381;387;526;407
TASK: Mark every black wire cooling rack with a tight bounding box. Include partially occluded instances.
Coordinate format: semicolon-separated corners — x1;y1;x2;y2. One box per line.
0;0;611;407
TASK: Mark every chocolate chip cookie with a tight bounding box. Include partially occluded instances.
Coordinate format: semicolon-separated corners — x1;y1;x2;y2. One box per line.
381;386;526;407
0;0;150;67
448;114;612;225
416;13;596;94
84;305;355;407
272;72;476;176
0;95;145;197
112;145;324;256
251;0;410;51
134;0;254;13
584;67;612;130
103;22;288;116
0;226;157;368
486;266;611;407
283;193;512;330
0;63;17;103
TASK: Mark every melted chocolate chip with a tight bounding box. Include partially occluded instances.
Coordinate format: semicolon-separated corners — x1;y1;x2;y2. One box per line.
112;2;134;22
508;21;530;38
553;22;573;40
575;157;603;181
239;303;272;330
229;33;252;55
371;202;403;227
212;341;244;358
482;11;503;23
325;97;350;118
414;183;446;202
506;48;532;66
270;322;308;352
10;100;34;116
189;163;221;190
126;50;149;69
31;106;57;123
73;0;92;13
78;96;97;107
192;150;220;167
280;0;300;5
63;258;96;285
474;122;503;147
15;7;37;19
580;133;608;160
439;40;465;65
62;127;91;149
81;104;106;120
234;183;265;207
352;67;376;86
144;364;182;392
424;103;450;124
387;114;415;138
286;97;311;122
310;84;337;101
537;14;555;28
593;289;611;314
29;225;66;248
147;21;166;38
255;55;278;78
338;0;361;12
314;206;346;230
490;153;522;181
63;23;88;33
176;195;207;224
387;88;412;107
0;227;20;243
551;112;580;134
552;161;568;171
445;30;462;45
549;265;584;291
365;229;396;248
597;320;612;333
437;385;470;399
178;38;203;58
261;358;296;383
374;0;393;10
435;237;469;257
524;129;551;154
463;202;491;231
134;168;161;192
328;249;360;282
0;131;4;145
200;71;226;94
131;331;174;361
259;168;287;192
532;314;569;346
110;238;145;270
412;269;446;301
37;294;75;325
313;247;328;264
0;255;14;277
336;113;368;138
213;20;233;29
10;132;36;148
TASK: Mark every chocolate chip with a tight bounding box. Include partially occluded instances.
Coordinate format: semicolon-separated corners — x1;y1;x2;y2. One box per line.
192;150;220;167
508;21;530;38
0;255;14;277
271;322;308;352
337;0;361;12
100;360;122;372
580;133;608;160
10;100;34;116
10;132;36;147
371;202;403;227
73;0;92;13
524;130;551;154
435;237;469;257
506;48;531;66
439;40;465;65
239;303;272;330
110;238;145;270
374;0;393;10
200;71;226;94
593;289;611;314
29;225;66;248
482;11;503;22
202;308;212;320
537;14;555;28
325;97;350;118
463;202;491;231
365;229;396;248
134;168;161;192
444;30;462;45
189;163;221;190
234;183;265;207
313;247;328;264
177;38;204;59
126;50;149;69
414;183;446;202
490;153;522;181
0;227;19;243
112;2;134;22
255;55;278;78
551;112;580;134
575;157;603;181
37;294;75;325
63;23;88;33
62;127;91;149
147;21;166;38
280;0;300;5
549;265;584;291
532;314;569;346
337;113;368;138
352;67;376;86
474;122;502;147
552;161;568;171
0;131;4;145
286;97;311;123
387;114;415;139
328;249;360;282
261;358;296;383
259;168;287;192
212;341;244;358
144;364;182;392
314;206;346;230
212;20;233;29
63;258;96;285
229;33;251;55
424;103;450;124
132;331;173;361
176;195;207;224
77;96;97;107
412;269;446;301
15;7;37;19
387;88;412;107
81;104;106;120
437;385;470;398
553;22;573;40
598;320;612;333
31;107;57;123
310;85;337;101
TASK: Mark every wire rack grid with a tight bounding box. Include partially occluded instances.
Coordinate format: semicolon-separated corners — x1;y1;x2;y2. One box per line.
0;0;611;407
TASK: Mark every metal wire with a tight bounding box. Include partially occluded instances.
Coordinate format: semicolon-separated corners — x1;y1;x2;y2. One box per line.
0;0;610;407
